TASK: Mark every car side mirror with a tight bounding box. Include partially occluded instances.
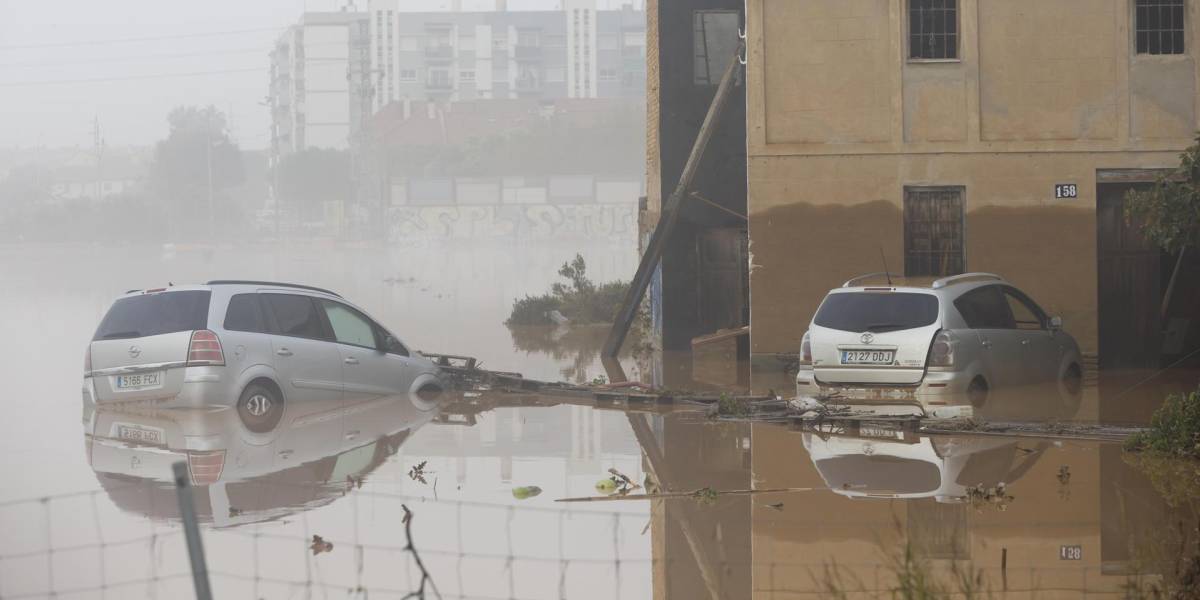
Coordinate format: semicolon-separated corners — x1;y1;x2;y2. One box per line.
384;333;408;355
1049;316;1063;331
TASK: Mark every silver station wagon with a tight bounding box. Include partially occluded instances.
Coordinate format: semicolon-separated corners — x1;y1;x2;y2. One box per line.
795;273;1084;414
84;281;444;432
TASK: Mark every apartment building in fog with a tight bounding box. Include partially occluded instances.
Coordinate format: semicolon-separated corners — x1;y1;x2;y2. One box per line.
366;0;645;109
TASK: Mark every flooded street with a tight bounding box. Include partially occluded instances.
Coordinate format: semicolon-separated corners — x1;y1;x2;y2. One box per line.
0;240;1196;599
3;0;1200;596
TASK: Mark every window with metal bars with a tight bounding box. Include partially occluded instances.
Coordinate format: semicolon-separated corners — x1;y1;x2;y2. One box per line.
904;187;965;277
909;0;959;60
1136;0;1185;55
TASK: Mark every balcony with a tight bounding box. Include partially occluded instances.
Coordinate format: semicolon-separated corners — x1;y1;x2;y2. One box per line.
425;45;454;62
515;77;541;92
513;45;542;61
426;79;453;91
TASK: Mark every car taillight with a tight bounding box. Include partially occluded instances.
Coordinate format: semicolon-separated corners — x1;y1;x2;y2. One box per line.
187;450;226;485
928;330;954;367
187;329;225;366
799;331;813;365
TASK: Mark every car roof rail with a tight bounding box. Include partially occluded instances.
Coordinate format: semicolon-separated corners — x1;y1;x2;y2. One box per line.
205;280;343;297
842;272;897;288
931;272;1005;289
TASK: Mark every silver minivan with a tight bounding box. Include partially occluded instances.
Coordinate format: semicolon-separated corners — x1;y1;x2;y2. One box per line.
796;273;1083;413
84;281;444;432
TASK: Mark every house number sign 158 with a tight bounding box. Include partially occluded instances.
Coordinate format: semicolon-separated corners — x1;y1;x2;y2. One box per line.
1055;184;1078;199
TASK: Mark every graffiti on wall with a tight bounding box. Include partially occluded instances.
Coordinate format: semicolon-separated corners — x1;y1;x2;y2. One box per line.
388;204;639;241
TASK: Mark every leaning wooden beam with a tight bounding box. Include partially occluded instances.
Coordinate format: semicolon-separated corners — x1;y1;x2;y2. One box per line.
625;414;723;600
602;43;745;358
556;486;824;503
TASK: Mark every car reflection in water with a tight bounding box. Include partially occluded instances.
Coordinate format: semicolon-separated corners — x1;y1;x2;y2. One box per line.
803;427;1045;503
84;385;441;528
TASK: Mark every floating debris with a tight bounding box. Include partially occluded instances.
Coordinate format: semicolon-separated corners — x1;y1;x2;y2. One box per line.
691;487;719;504
764;502;785;511
965;483;1014;511
512;486;543;500
310;535;334;555
1057;465;1072;485
408;461;431;485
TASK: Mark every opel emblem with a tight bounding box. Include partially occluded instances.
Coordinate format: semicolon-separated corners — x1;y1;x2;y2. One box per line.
128;345;142;358
860;333;874;344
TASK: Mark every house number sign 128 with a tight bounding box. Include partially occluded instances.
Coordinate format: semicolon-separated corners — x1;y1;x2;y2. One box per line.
1055;184;1078;199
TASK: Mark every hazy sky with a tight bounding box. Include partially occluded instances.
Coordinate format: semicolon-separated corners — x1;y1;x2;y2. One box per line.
0;0;642;151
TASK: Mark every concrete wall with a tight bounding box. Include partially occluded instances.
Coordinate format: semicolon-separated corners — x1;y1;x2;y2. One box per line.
745;0;1199;357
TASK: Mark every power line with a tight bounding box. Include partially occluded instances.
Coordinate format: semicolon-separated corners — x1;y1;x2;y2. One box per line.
0;47;267;68
0;38;358;68
0;67;263;88
0;26;284;50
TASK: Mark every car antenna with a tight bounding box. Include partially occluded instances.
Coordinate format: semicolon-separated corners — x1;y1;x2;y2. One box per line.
878;247;893;286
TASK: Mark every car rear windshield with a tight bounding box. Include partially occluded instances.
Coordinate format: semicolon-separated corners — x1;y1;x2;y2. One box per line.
813;292;939;333
93;291;211;341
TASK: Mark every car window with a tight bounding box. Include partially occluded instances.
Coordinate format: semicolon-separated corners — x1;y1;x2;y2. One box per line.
320;300;378;348
374;323;409;356
953;285;1014;329
93;290;211;340
813;292;939;333
1004;290;1044;330
223;294;265;333
262;294;327;340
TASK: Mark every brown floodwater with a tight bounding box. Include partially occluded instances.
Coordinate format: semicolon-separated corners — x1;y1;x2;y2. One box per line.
0;240;1195;599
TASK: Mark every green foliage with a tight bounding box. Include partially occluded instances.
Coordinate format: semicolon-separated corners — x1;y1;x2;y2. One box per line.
1125;387;1200;459
505;254;630;325
819;542;990;599
715;392;750;417
1124;134;1200;254
275;148;352;222
506;294;563;326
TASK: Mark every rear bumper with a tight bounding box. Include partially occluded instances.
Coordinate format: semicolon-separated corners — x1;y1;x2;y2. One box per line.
87;366;237;408
796;367;975;407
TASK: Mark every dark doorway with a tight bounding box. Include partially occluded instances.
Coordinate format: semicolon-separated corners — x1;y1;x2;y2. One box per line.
697;228;748;333
1096;181;1167;369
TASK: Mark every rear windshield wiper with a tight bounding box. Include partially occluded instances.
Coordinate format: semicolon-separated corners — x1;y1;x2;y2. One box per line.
100;331;141;339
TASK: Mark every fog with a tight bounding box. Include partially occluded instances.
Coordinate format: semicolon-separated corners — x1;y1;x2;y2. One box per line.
2;1;1199;598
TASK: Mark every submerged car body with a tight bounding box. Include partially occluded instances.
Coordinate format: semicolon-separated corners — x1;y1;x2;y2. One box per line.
86;388;437;527
802;427;1044;502
83;281;443;431
795;273;1083;415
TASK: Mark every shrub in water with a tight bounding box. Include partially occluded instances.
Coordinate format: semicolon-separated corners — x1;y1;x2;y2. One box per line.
1125;387;1200;459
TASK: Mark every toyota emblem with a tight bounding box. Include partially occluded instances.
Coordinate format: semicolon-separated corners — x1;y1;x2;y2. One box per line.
860;333;875;344
128;345;142;358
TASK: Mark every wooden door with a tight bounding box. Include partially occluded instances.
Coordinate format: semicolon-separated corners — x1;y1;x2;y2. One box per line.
1097;183;1163;369
696;228;748;334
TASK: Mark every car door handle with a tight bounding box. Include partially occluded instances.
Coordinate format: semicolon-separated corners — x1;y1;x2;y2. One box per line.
1021;339;1030;346
981;340;993;348
276;348;293;357
344;357;359;365
345;430;360;440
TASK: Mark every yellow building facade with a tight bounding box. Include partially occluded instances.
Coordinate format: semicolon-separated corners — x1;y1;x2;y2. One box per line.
744;0;1199;365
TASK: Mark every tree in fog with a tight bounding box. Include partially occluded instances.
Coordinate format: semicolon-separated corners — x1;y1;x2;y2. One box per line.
275;148;351;222
151;106;244;238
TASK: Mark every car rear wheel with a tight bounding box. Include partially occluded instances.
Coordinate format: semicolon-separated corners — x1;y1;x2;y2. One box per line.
1058;364;1083;415
238;382;283;433
967;377;989;408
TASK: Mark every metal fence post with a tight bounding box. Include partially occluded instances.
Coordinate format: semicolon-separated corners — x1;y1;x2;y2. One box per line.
172;461;214;600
